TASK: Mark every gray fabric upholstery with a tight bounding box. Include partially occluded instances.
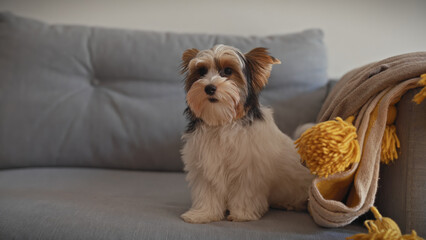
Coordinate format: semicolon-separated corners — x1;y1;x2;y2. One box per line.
0;12;328;171
0;12;370;239
376;88;426;236
0;168;364;240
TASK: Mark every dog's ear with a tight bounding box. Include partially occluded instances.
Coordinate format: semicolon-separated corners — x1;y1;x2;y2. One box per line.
181;48;199;74
245;48;281;92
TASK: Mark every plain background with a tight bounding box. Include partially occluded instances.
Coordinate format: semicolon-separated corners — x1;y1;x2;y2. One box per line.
1;0;425;78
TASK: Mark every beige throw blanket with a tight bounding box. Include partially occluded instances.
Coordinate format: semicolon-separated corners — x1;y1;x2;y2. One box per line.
308;52;426;227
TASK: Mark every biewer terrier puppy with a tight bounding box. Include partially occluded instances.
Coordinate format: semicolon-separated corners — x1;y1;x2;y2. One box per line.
180;45;313;223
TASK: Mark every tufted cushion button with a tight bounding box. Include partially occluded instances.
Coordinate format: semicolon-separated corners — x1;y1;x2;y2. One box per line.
91;78;100;86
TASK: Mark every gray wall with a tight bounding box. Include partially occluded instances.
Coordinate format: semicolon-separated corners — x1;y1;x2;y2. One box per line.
1;0;426;78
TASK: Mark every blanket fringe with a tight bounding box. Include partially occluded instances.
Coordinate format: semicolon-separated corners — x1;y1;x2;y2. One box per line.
346;207;424;240
381;125;400;164
381;104;400;164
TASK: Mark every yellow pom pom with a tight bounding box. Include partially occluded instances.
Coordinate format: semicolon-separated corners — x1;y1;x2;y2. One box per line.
295;116;361;178
413;73;426;104
367;206;401;236
347;207;424;240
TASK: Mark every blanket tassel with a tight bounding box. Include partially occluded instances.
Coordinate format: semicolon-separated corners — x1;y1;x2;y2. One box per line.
380;104;400;164
412;73;426;104
347;206;424;240
295;116;360;178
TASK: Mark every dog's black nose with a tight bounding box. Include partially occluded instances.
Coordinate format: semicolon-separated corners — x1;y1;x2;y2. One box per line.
204;84;216;96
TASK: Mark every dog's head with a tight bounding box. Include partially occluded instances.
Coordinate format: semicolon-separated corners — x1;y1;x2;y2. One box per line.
181;44;280;127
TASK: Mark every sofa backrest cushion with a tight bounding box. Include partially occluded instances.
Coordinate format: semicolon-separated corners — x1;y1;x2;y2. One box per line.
0;12;328;171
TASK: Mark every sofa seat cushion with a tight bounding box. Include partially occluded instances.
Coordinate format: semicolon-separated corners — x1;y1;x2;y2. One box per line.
0;168;364;239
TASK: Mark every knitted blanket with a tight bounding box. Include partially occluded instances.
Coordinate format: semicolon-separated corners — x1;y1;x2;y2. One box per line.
307;52;426;227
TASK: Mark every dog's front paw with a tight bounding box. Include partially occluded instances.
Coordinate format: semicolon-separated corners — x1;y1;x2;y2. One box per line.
181;209;223;224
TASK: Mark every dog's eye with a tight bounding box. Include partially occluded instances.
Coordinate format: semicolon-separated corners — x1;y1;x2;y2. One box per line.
198;67;208;76
224;67;232;76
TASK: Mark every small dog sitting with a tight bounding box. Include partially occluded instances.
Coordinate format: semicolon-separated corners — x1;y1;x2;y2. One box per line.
180;44;313;223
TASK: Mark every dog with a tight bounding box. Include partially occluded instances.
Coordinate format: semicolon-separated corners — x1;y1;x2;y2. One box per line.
180;44;313;224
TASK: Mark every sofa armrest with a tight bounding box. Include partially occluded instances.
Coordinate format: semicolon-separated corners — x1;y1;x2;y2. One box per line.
376;88;426;236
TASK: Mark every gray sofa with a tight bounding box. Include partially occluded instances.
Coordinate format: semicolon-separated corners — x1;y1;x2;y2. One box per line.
0;12;424;239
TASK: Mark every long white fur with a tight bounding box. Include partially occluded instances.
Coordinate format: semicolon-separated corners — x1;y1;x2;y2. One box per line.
181;107;313;223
